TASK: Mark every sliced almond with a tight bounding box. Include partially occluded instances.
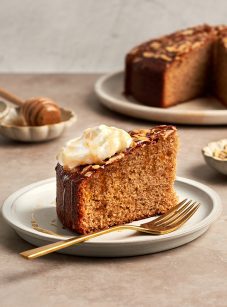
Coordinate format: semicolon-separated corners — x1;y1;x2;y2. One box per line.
133;129;149;136
137;136;150;142
92;165;100;169
105;153;125;165
192;41;202;49
84;171;93;177
159;54;172;61
81;165;92;174
177;44;190;53
143;51;154;58
162;130;174;139
181;29;193;35
150;41;161;49
166;46;177;52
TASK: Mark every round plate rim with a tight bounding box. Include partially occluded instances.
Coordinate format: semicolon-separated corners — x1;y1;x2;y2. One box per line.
95;71;227;121
1;176;222;246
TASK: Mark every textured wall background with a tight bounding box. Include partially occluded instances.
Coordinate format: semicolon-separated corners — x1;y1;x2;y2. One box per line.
0;0;227;72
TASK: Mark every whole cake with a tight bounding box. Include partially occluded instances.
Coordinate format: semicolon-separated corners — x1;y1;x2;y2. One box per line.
124;24;227;107
56;125;178;234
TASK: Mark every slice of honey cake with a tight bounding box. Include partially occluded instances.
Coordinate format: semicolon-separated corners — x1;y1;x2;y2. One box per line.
56;125;178;234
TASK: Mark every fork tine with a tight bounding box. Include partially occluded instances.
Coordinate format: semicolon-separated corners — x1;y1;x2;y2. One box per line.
163;204;200;231
141;199;188;227
156;202;197;227
154;201;193;227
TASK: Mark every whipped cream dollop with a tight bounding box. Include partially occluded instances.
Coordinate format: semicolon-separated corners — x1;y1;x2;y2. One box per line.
57;125;133;169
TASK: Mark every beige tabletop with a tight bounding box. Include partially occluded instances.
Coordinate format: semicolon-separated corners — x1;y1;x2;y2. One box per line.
0;74;227;307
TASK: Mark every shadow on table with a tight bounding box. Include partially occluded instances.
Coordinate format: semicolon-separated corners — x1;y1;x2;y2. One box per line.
84;91;159;125
2;215;195;286
187;164;227;185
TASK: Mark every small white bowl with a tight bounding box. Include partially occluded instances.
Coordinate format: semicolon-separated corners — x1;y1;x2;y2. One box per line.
0;106;77;142
202;139;227;175
0;101;10;119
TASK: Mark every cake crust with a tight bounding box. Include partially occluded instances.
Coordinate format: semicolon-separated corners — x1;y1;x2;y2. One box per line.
56;126;178;234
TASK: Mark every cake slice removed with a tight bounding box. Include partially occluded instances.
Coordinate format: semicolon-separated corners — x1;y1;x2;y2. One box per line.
56;125;178;234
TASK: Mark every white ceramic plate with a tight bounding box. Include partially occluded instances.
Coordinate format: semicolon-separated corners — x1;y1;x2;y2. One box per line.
2;177;222;257
95;71;227;125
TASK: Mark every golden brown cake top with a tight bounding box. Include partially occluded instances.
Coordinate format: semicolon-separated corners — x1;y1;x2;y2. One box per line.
127;24;216;66
129;125;176;142
57;125;177;179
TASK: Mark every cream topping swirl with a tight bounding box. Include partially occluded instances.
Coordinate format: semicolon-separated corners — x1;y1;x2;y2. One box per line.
57;125;133;169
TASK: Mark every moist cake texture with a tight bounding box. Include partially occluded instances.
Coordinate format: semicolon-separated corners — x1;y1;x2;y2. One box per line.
125;24;227;107
56;125;178;234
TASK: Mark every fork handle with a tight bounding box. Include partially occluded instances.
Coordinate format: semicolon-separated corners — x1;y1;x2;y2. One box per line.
20;225;144;260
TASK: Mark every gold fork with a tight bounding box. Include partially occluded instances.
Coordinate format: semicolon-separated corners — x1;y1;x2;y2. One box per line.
20;199;199;260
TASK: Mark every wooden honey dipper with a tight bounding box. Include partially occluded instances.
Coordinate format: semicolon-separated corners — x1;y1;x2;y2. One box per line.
0;87;61;126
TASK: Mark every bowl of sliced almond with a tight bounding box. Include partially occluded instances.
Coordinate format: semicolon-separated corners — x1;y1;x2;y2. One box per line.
202;139;227;175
